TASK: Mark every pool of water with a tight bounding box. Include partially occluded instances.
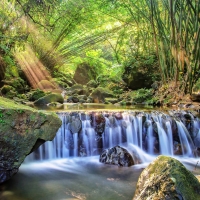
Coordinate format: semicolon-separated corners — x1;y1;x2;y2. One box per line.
1;156;200;200
0;156;145;200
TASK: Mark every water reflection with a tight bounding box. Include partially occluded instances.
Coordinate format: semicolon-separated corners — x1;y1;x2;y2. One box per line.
0;157;144;200
34;103;156;112
1;156;200;200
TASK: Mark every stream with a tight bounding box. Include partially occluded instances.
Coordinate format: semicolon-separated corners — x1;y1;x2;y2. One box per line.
1;105;200;200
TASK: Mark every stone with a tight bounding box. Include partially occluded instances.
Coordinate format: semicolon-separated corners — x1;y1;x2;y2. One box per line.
90;87;115;103
73;62;97;85
0;97;62;183
28;89;45;101
68;116;82;134
86;80;98;88
99;145;134;167
133;155;200;200
34;93;64;106
93;113;105;134
104;98;119;104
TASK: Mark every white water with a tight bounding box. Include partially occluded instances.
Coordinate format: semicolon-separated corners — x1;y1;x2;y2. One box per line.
26;111;200;162
146;119;154;154
176;121;195;156
156;122;171;155
165;121;174;155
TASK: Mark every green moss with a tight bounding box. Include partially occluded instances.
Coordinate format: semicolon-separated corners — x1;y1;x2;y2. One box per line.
136;155;200;200
1;85;14;94
29;89;46;101
0;97;35;110
131;88;154;103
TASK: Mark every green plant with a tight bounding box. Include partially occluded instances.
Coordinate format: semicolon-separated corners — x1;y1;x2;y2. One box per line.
0;111;5;124
131;88;154;103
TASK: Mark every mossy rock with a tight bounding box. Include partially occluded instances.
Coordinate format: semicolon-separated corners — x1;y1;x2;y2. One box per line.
87;80;98;88
0;97;62;183
3;77;26;93
90;87;115;103
29;89;46;101
1;85;17;99
34;93;64;106
104;98;119;104
71;84;84;90
1;85;14;94
133;155;200;200
47;102;64;109
68;84;89;96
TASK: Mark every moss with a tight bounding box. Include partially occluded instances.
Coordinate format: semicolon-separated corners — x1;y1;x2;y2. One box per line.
134;155;200;200
1;85;14;94
0;97;33;110
87;80;98;88
0;96;62;183
71;84;83;90
29;89;46;101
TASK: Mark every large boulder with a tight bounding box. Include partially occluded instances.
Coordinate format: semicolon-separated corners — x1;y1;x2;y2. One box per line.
0;97;62;183
90;87;115;103
99;145;134;167
73;62;97;85
133;155;200;200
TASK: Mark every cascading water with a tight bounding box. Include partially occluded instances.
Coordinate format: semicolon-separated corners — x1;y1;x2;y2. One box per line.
27;110;200;162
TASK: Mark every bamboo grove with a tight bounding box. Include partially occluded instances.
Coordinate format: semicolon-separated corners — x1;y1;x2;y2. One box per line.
146;0;200;94
0;0;199;95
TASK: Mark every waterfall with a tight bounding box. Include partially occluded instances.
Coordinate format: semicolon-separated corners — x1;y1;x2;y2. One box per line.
27;111;200;162
176;121;195;156
146;119;154;154
156;122;171;155
165;121;173;155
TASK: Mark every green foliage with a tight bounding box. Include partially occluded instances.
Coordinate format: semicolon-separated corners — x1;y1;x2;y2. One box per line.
131;88;154;103
0;111;5;124
0;0;198;101
193;78;200;93
29;89;46;101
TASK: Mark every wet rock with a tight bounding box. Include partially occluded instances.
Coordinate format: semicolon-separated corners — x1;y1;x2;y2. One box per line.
65;133;74;149
94;113;105;134
99;145;134;167
133;155;200;200
47;102;64;109
108;116;118;127
66;96;79;103
68;116;82;134
114;112;123;120
34;93;64;106
144;121;151;128
0;97;62;183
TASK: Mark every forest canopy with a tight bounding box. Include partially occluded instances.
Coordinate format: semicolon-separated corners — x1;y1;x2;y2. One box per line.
0;0;199;105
